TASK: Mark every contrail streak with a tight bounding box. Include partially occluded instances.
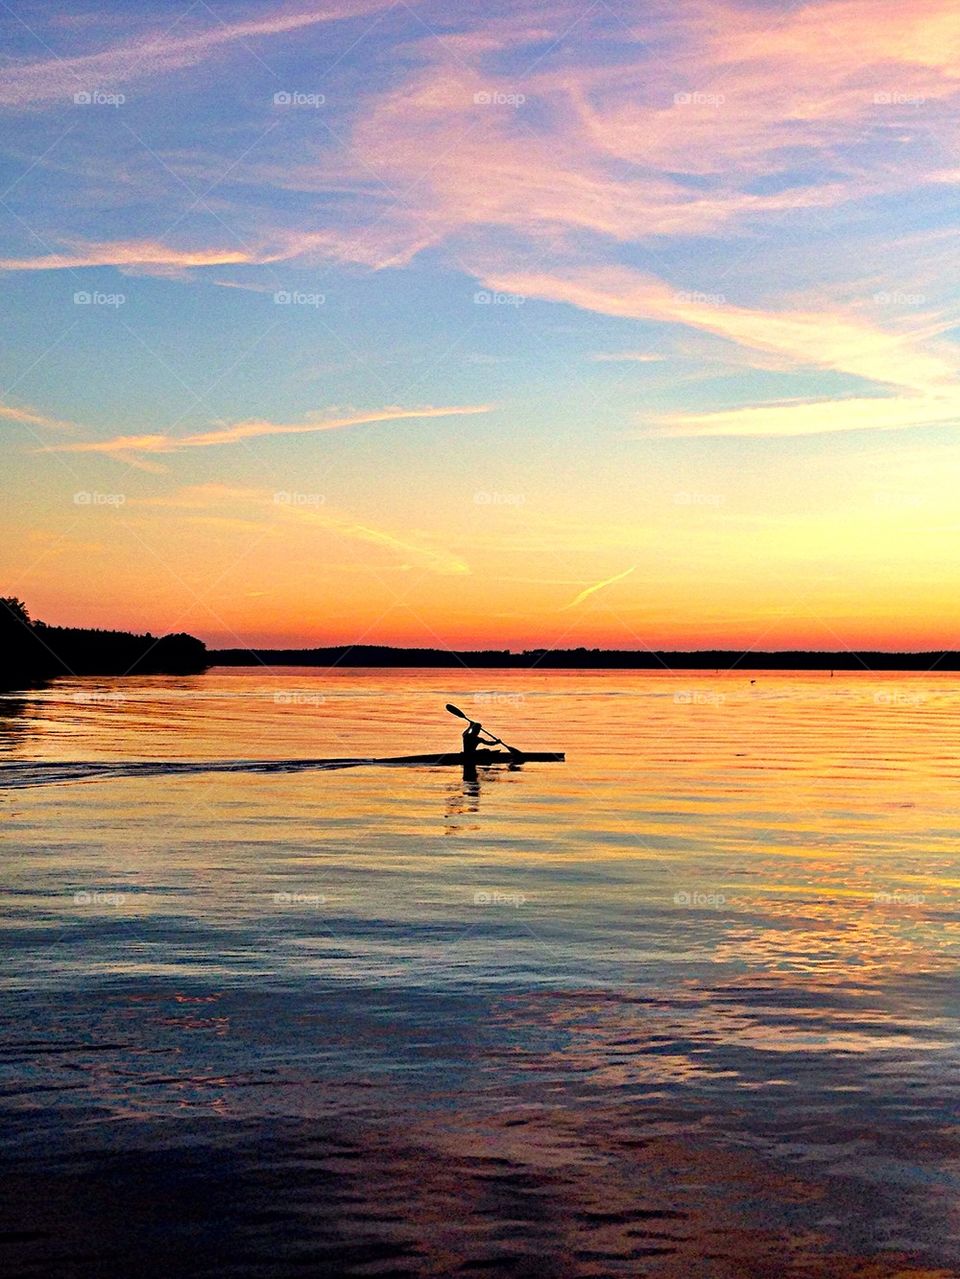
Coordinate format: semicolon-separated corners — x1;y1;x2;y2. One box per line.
561;565;636;611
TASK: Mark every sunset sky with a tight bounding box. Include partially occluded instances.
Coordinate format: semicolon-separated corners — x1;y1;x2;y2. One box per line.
3;0;960;651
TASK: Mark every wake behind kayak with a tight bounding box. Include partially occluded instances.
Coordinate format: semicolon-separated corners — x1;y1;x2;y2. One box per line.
0;751;565;789
0;703;564;788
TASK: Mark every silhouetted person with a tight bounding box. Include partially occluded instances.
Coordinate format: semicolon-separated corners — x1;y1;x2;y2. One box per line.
462;719;497;761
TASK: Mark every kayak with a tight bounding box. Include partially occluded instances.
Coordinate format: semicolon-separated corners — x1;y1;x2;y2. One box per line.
374;750;564;766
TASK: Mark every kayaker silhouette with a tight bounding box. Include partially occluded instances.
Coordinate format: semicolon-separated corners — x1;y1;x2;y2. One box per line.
440;701;562;785
462;718;499;761
445;703;518;760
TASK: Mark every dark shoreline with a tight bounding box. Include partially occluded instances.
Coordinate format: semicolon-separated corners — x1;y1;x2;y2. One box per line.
2;598;208;685
210;645;960;672
6;584;960;687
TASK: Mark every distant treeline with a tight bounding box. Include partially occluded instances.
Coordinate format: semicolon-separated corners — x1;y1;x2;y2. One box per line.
1;597;208;685
210;645;960;672
4;593;957;684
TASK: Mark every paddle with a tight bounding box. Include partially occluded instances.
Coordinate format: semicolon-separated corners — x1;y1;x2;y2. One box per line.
445;703;522;757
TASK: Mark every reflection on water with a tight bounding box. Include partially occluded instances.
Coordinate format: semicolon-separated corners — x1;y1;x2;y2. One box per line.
444;772;483;833
1;668;959;1277
0;693;30;753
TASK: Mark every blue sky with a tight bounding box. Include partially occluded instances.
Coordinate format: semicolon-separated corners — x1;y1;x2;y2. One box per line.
2;0;960;649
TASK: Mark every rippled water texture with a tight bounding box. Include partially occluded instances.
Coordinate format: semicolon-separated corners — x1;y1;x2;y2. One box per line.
2;669;959;1277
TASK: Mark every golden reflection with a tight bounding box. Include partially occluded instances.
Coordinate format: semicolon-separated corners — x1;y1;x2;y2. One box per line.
443;772;482;833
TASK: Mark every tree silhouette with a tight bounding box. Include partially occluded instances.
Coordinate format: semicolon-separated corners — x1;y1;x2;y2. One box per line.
1;597;207;686
1;596;46;679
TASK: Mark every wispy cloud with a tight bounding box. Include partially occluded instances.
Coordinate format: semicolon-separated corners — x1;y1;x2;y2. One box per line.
285;504;470;576
590;352;666;364
486;264;958;398
0;240;258;272
201;0;960;287
7;1;960;299
651;392;960;438
134;483;469;576
1;402;74;430
41;404;492;461
0;3;389;109
561;565;636;611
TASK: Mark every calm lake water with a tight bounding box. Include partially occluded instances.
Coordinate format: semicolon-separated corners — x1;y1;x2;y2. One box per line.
2;668;959;1277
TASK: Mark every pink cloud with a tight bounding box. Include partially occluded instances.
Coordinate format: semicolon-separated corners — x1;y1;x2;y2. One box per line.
0;240;258;271
570;0;960;177
8;2;958;287
196;0;960;295
5;0;957;425
484;264;958;394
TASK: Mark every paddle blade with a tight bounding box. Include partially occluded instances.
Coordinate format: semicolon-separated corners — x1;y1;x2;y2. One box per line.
445;703;469;719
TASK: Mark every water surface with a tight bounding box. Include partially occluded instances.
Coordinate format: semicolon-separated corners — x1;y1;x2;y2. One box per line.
2;668;959;1277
